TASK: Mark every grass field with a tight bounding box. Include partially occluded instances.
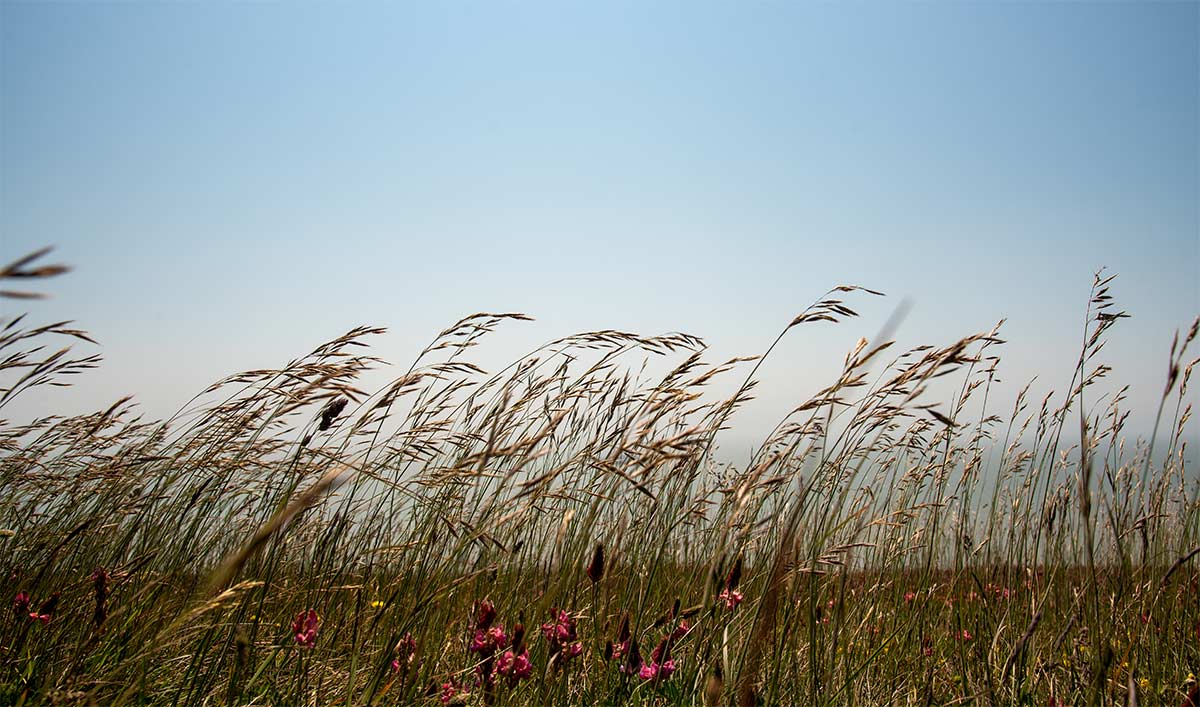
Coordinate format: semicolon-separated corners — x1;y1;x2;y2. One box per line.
1;250;1197;707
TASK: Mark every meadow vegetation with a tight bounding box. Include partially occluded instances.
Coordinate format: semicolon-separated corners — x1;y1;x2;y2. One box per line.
1;249;1197;706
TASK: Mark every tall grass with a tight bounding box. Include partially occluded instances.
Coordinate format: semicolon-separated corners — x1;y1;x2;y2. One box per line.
1;250;1197;707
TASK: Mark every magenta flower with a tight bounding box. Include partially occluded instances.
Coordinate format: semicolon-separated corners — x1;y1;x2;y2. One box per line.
984;583;1012;600
467;602;534;690
619;624;682;683
610;612;631;661
648;638;677;679
440;679;465;704
904;591;917;603
514;650;533;677
470;625;507;654
630;637;678;682
468;597;508;689
718;557;745;611
611;639;627;661
495;647;533;684
397;632;416;658
391;632;417;673
638;662;658;680
470;629;488;653
26;593;58;624
292;609;319;648
541;608;583;663
718;588;744;611
13;592;30;617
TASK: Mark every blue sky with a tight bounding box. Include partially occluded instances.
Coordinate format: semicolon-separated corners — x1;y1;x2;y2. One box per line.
1;1;1197;454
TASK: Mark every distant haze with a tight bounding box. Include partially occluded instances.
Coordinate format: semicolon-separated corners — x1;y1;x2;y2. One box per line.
1;2;1196;456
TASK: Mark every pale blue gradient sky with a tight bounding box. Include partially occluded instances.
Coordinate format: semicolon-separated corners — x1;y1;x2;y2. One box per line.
1;2;1197;454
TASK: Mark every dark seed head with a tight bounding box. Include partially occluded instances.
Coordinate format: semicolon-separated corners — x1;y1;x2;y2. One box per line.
586;544;605;584
318;397;348;431
91;568;108;629
625;637;642;675
727;555;743;590
39;593;59;619
475;599;496;630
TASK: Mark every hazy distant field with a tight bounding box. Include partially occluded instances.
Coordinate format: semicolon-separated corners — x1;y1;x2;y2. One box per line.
2;250;1197;707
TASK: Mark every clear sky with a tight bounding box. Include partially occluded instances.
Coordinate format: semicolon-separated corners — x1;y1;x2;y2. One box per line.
1;1;1197;455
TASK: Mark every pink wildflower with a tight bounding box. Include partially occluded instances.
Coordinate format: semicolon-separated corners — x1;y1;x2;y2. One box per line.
718;557;745;610
392;632;417;673
292;609;319;648
397;632;416;660
495;647;533;684
470;630;488;653
27;593;58;624
904;591;916;603
631;637;678;682
440;680;464;704
13;592;30;617
471;610;534;690
955;629;972;641
541;608;583;663
718;588;744;610
471;625;507;654
650;638;677;678
610;612;631;661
